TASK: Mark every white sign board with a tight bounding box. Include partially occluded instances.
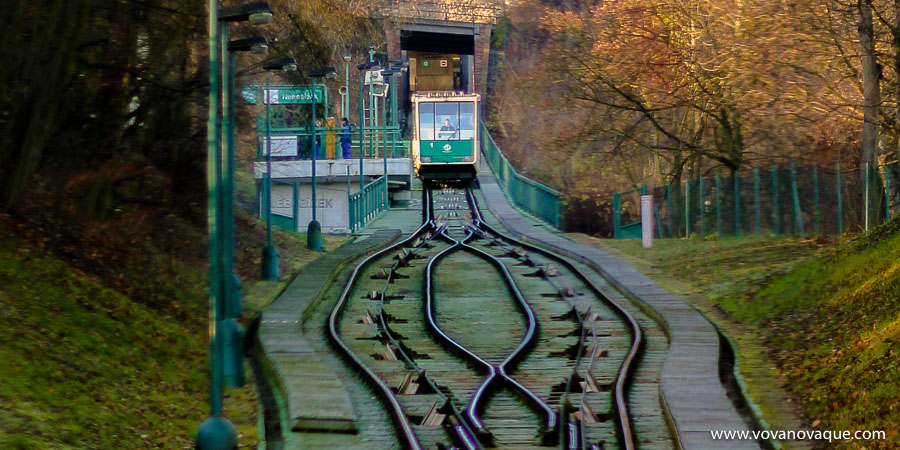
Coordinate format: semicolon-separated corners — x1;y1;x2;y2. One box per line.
271;183;294;218
440;59;448;68
364;70;384;84
260;136;298;157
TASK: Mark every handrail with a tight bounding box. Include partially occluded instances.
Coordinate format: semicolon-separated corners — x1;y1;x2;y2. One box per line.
480;122;561;229
348;175;388;232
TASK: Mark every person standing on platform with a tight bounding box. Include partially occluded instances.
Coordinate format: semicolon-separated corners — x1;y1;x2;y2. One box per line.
340;118;353;159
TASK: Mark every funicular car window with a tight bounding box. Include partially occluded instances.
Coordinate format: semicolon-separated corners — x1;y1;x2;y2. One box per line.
459;102;474;140
418;103;434;140
435;102;459;140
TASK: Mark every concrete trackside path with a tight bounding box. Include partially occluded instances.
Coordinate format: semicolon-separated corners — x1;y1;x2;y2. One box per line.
475;163;758;449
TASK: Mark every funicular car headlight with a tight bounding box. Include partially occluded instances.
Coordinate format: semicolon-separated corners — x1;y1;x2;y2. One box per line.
421;156;432;163
462;156;473;162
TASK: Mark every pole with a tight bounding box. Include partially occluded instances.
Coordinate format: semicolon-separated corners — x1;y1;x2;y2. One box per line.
716;174;722;237
196;0;238;445
698;176;705;237
754;167;761;236
734;171;741;237
772;164;779;237
382;77;388;208
886;165;892;221
641;195;654;248
261;71;279;280
308;82;323;251
790;160;804;238
221;25;243;389
358;67;365;192
684;178;690;238
865;162;870;231
837;162;843;235
813;162;820;235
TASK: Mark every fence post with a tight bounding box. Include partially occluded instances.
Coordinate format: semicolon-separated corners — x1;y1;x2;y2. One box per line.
684;179;690;238
772;164;779;237
886;165;892;221
613;192;621;239
790;160;804;238
734;171;741;237
293;183;299;232
836;162;843;235
813;162;820;236
666;183;674;237
699;176;705;237
865;162;870;231
716;174;723;237
753;168;761;236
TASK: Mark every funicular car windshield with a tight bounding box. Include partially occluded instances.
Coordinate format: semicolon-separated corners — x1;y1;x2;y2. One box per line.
418;101;474;141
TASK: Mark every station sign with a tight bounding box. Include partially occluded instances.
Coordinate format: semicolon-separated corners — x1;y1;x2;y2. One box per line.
241;86;324;104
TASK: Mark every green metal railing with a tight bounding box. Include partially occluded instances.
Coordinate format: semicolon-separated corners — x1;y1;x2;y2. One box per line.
613;185;648;239
613;160;897;239
349;175;388;232
480;122;561;228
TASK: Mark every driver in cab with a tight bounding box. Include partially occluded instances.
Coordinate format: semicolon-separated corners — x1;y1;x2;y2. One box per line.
438;118;456;139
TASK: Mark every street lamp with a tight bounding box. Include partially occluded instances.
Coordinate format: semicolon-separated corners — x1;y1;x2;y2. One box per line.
261;57;297;282
356;61;380;191
198;2;272;449
307;66;337;252
341;51;352;122
381;69;397;209
219;1;274;24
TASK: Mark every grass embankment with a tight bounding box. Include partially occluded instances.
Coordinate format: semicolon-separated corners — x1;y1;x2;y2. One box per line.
598;226;900;448
0;210;346;448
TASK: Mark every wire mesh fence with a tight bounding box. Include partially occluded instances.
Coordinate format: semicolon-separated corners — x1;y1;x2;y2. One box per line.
613;161;897;239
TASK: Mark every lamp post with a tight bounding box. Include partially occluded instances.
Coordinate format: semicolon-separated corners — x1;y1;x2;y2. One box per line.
342;51;351;121
356;61;380;192
307;67;337;252
199;2;272;449
381;69;397;209
260;57;297;281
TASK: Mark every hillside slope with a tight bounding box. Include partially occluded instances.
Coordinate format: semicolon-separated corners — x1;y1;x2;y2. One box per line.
746;220;900;445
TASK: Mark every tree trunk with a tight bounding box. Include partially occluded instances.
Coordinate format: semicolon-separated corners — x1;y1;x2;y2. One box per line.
859;0;880;167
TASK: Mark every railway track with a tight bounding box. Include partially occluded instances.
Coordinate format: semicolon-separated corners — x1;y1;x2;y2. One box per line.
327;186;645;449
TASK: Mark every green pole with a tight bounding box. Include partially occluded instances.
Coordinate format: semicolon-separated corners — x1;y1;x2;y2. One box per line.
368;50;375;158
684;178;690;238
772;164;779;237
613;192;621;239
716;174;722;237
790;160;804;238
390;69;399;157
865;162;870;231
813;162;820;235
837;162;843;235
220;25;244;389
261;71;279;280
734;171;741;237
885;165;892;221
666;183;674;238
308;82;323;252
698;176;705;237
196;0;237;446
381;76;388;209
753;167;761;235
358;64;365;193
293;182;299;232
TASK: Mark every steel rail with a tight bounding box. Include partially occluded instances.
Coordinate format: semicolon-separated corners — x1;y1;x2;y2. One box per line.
326;188;438;450
371;214;483;450
466;188;641;450
423;189;558;440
